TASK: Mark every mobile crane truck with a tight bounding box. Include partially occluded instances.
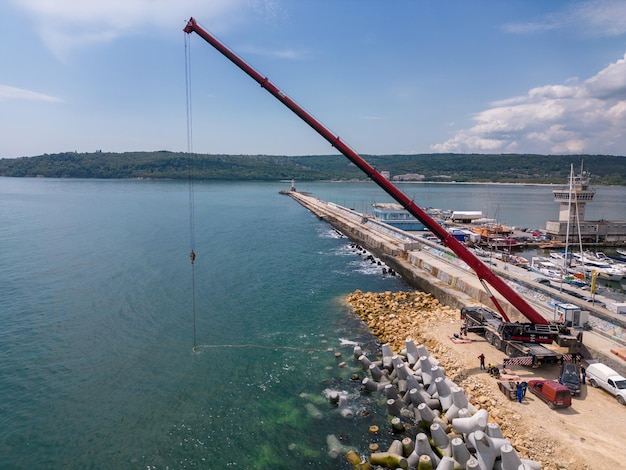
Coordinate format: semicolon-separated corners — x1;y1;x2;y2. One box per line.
183;17;576;367
460;306;573;367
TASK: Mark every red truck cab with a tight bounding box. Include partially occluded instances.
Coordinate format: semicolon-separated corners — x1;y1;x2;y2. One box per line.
528;379;572;408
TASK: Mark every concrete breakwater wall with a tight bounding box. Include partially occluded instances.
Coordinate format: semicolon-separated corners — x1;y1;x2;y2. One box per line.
289;191;626;327
288;191;512;316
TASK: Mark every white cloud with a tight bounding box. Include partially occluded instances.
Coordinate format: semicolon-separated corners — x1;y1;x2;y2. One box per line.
571;0;626;36
11;0;252;59
0;84;62;102
503;0;626;37
432;53;626;155
238;45;309;60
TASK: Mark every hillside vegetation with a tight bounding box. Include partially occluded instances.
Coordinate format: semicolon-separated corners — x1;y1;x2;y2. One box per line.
0;151;624;185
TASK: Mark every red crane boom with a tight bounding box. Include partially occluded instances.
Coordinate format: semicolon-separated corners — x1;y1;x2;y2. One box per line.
183;17;549;326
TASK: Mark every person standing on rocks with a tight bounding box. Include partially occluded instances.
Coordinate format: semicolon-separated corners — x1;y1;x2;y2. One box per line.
478;353;486;370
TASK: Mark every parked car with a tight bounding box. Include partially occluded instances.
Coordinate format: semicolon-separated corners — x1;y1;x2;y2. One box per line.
528;379;572;408
582;297;606;308
585;363;626;405
558;362;581;396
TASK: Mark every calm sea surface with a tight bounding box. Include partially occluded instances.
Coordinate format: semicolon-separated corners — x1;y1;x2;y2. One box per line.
1;178;625;469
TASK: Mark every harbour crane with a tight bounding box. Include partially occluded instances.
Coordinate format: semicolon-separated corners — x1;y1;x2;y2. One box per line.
183;17;550;328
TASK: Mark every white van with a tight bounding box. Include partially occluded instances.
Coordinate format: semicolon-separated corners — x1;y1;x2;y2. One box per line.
585;363;626;405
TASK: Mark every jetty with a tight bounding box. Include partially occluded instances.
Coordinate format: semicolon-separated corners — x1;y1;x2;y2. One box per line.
288;190;626;374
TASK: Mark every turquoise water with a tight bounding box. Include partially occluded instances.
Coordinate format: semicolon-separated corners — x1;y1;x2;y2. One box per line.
1;178;624;469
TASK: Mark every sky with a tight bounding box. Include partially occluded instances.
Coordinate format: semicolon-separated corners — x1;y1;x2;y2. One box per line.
2;0;626;159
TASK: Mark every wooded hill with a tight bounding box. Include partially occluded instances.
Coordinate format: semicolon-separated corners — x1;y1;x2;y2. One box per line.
1;151;624;185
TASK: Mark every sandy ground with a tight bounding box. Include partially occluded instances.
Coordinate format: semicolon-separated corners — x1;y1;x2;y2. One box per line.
346;290;626;470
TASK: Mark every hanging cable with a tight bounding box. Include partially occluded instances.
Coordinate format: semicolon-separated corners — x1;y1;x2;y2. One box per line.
185;31;197;349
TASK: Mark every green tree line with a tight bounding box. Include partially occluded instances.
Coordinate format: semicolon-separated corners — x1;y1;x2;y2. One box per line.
0;151;624;185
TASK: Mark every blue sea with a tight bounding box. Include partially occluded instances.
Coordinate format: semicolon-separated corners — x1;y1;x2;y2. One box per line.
1;178;625;469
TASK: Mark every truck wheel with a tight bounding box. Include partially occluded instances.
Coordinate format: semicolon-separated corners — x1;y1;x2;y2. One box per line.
589;379;598;388
485;331;493;344
505;344;515;357
493;338;502;350
618;395;626;405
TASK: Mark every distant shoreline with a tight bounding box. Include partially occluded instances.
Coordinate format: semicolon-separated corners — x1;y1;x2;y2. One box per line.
303;179;624;188
3;175;625;187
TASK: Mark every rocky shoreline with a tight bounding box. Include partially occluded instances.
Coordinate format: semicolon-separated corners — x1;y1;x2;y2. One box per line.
344;289;583;470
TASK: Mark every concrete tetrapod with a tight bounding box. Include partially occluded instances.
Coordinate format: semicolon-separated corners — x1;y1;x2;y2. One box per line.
404;338;421;366
416;402;438;426
381;343;394;370
409;385;440;411
368;362;385;381
405;373;420;392
436;456;456;470
345;452;372;470
386;398;402;418
419;356;434;386
401;436;415;456
467;430;500;470
500;443;542;470
369;451;408;469
434;376;454;410
337;394;353;418
326;434;355;459
451;436;472;467
486;421;504;439
358;354;372;369
468;429;511;455
387;439;404;456
362;377;385;392
451;408;489;435
466;457;480;469
427;365;446;395
430;422;452;457
413;432;441;467
445;386;476;420
396;361;411;380
416;454;433;470
384;383;399;400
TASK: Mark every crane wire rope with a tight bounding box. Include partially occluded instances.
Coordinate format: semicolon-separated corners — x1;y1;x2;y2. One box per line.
183;26;326;355
184;32;197;349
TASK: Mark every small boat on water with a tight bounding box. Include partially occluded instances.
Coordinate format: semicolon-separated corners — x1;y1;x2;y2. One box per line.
570;252;625;281
484;237;521;250
539;240;565;249
549;251;564;260
530;256;587;287
530;257;564;280
371;203;426;231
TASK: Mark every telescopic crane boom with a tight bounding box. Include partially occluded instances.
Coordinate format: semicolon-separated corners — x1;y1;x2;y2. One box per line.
183;17;549;326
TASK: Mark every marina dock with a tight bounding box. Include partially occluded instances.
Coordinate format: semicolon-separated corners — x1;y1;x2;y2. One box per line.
288;190;626;375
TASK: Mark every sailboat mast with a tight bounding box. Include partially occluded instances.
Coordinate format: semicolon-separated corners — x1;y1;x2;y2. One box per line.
563;164;574;273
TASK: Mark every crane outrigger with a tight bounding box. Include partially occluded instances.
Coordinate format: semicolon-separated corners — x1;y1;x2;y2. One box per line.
183;17;549;327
